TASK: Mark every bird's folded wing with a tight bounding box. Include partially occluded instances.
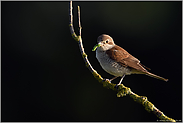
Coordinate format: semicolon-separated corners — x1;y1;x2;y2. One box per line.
106;45;148;73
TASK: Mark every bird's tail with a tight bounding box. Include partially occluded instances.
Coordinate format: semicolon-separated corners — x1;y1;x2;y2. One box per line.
146;72;168;82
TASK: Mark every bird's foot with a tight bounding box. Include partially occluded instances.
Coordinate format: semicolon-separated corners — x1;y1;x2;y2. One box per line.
102;78;111;83
115;84;120;89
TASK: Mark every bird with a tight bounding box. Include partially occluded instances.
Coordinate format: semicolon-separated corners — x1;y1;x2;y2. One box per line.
92;34;168;86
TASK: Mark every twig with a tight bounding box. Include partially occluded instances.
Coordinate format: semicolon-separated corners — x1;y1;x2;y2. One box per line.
69;1;98;74
68;1;176;122
78;6;82;36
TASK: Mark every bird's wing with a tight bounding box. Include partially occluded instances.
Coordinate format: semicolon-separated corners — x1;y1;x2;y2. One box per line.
106;45;148;73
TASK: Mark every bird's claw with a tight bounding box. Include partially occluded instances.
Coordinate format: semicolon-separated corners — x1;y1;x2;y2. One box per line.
102;78;111;83
115;84;120;89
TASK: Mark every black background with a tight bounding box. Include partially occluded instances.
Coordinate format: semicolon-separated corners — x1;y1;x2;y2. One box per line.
2;1;182;122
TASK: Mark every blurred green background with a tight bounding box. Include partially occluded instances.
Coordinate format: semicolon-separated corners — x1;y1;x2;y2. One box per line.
2;1;182;122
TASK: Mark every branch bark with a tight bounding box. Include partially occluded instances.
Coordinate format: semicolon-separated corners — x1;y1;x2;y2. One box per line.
68;1;176;122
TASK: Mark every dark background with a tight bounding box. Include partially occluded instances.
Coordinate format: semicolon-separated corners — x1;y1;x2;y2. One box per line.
2;1;182;122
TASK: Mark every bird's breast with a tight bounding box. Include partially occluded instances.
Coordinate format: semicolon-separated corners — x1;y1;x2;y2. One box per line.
96;50;131;77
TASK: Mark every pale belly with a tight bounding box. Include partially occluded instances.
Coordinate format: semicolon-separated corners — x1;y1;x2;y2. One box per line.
96;50;132;77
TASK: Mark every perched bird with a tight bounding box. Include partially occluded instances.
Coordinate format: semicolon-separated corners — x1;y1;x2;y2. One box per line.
92;34;168;86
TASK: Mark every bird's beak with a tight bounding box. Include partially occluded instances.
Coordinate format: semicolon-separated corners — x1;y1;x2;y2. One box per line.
92;42;101;51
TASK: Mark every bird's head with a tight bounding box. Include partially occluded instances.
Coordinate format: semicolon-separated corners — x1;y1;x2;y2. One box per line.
92;34;115;51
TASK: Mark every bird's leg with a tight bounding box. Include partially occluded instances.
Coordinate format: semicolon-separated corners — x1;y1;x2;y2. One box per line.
115;74;126;89
118;74;126;85
110;76;118;82
103;76;118;83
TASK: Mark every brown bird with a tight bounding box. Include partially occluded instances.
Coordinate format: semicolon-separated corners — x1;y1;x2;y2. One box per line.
92;34;168;86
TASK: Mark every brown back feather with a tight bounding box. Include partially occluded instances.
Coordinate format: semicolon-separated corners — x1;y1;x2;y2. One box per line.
106;45;148;73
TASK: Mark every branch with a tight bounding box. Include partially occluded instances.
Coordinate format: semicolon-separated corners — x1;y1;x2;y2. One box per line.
68;1;176;122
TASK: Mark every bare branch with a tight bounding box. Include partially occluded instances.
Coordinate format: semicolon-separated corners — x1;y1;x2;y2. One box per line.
68;1;176;122
78;6;82;36
69;1;77;41
69;1;100;75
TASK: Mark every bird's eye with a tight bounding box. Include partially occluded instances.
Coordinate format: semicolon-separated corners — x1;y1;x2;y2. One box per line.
105;40;109;43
